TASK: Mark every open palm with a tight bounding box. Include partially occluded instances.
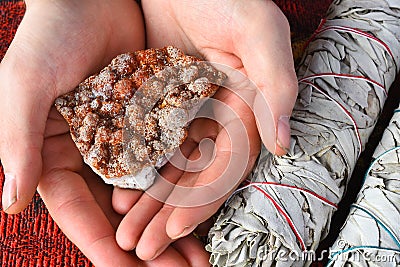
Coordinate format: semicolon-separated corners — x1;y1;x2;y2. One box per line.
142;0;297;155
39;107;209;266
1;1;215;265
113;0;298;261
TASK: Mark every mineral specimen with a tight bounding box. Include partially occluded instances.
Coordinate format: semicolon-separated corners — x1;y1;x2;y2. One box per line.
55;46;226;189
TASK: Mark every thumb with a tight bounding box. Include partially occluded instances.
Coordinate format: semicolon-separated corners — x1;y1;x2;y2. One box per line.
0;1;102;214
0;54;54;214
234;1;298;155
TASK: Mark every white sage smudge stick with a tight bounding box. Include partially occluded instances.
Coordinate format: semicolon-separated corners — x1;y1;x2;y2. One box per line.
328;107;400;267
206;1;400;266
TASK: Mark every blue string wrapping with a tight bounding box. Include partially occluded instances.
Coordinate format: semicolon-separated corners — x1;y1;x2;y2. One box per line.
328;109;400;267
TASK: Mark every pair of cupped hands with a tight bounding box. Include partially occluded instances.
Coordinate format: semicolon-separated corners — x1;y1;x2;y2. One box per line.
0;0;298;266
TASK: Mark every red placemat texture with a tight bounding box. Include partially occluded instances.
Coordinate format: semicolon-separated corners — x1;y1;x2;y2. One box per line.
0;0;334;266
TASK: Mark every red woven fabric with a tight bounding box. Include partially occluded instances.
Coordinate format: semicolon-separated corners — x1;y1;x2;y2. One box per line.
0;0;332;266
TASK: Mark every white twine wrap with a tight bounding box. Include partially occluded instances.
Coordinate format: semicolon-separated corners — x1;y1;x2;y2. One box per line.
206;1;400;266
328;107;400;267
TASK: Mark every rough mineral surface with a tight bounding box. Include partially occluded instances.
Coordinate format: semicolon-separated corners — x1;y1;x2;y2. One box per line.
55;46;226;189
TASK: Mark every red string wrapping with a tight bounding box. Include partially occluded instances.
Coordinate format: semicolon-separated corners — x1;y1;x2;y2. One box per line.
251;185;307;251
232;24;393;253
244;181;338;209
306;18;395;63
299;73;388;96
298;22;393;157
298;80;363;157
232;179;339;252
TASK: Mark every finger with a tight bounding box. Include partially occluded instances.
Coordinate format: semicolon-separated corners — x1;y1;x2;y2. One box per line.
112;117;204;215
134;142;207;260
172;235;211;267
133;99;252;257
112;187;143;215
136;146;228;258
165;147;233;240
116;190;165;251
44;107;70;138
39;171;142;266
233;1;298;155
0;2;85;214
81;165;123;229
0;65;52;214
111;153;185;217
114;161;186;251
115;128;200;250
145;246;190;267
85;171;193;267
1;0;147;214
135;204;176;261
116;150;193;251
38;134;141;267
166;89;260;239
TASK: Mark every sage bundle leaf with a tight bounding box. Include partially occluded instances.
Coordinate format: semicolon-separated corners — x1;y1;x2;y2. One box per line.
207;1;400;266
328;107;400;267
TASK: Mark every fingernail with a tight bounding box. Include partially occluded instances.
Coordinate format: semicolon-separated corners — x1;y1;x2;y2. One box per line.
277;115;291;154
170;224;197;240
149;244;169;261
2;173;17;212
